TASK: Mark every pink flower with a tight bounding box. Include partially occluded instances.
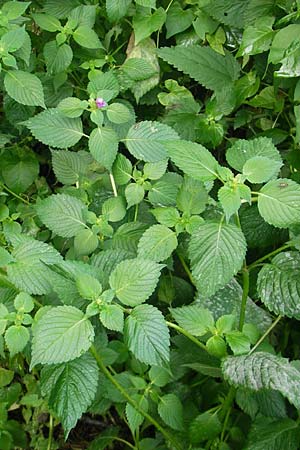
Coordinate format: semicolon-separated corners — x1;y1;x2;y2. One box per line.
95;97;107;108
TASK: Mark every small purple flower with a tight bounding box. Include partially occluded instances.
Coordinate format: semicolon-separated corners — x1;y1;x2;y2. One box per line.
95;97;107;109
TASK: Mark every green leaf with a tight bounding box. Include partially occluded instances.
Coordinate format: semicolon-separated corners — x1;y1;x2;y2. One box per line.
225;331;251;355
73;25;102;49
1;147;39;194
237;16;274;57
171;305;214;336
158;45;240;91
74;229;99;256
166;2;194;39
106;103;132;124
268;24;300;65
2;1;31;19
25;109;83;148
124;304;170;365
203;0;246;28
7;236;63;295
76;274;102;300
109;258;162;306
133;8;166;45
36;194;87;238
158;394;184;430
189;411;222;444
243;156;282;183
44;41;73;74
32;13;62;32
257;252;300;319
137;224;178;262
149;366;171;387
87;71;119;99
91;249;133;290
257;179;300;228
102;196;126;222
144;160;167;180
189;220;247;297
125;395;148;434
218;185;241;221
5;325;29;357
121;58;156;81
14;292;34;312
52;150;92;185
226;137;282;173
151;207;180;227
0;248;14;267
206;335;227;358
125;121;179;162
0;27;26;52
125;183;145;208
106;0;131;22
40;353;98;438
177;176;208;215
0;367;14;388
165;140;219;181
245;417;300;450
222;352;300;410
31;305;94;367
112;154;132;185
100;304;124;332
89;126;119;171
4;71;45;108
58;97;86;118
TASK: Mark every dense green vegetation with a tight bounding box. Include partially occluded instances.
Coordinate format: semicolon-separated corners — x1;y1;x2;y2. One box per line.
1;0;300;449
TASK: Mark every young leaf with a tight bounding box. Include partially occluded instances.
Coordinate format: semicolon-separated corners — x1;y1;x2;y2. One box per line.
4;71;45;108
73;25;102;49
89;127;119;171
151;207;180;227
158;394;184;430
106;103;132;124
124;121;179;162
14;292;34;312
100;304;124;332
36;194;88;238
242;156;282;183
158;45;240;91
124;304;170;365
218;185;241;220
257;252;300;319
189;411;222;444
109;258;162;306
189;220;247;297
133;8;166;45
125;395;148;434
137;224;178;262
74;229;99;256
102;196;126;222
25;109;83;148
257;179;300;228
164;140;220;181
125;183;145;208
44;41;73;74
76;274;102;300
222;352;300;410
112;154;133;185
5;325;29;357
40;353;98;438
170;305;214;336
58;97;86;118
32;13;62;32
225;331;251;355
166;2;194;39
31;305;94;367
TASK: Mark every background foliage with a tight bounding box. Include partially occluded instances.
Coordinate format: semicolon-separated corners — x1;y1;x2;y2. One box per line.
1;0;300;449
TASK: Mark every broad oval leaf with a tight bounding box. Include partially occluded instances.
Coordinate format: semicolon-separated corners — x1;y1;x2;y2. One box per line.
4;70;45;108
31;305;94;367
89;126;119;170
189;220;247;297
222;352;300;410
257;178;300;228
109;258;162;306
171;305;214;336
124;304;170;366
124;121;179;162
25;109;83;148
36;194;88;238
137;224;178;262
40;353;98;438
257;252;300;319
158;394;184;431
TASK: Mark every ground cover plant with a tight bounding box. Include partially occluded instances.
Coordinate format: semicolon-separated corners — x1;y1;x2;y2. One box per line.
1;0;300;448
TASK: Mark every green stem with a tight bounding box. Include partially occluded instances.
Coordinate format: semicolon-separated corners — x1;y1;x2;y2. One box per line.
248;243;291;271
109;172;118;197
219;386;236;422
177;253;195;285
238;266;249;331
248;315;282;355
0;183;30;205
134;203;139;222
90;346;182;450
166;321;208;353
104;436;136;449
47;414;53;450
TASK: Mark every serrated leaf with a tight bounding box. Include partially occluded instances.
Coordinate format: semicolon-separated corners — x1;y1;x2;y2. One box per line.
40;353;98;438
177;176;208;215
7;236;62;295
73;25;102;49
245;417;299;450
89;126;119;170
76;274;102;300
189;411;222;444
121;58;156;81
165;140;220;181
189;220;247;297
166;2;194;39
237;16;275;57
0;247;14;266
243;156;282;183
5;325;29;357
36;194;88;238
0;27;26;52
100;304;124;332
125;183;145;208
32;13;62;32
112;153;132;185
109;258;162;306
1;147;39;193
4;71;45;108
133;8;166;45
44;41;73;74
257;251;300;319
124;121;179;162
107;103;132;124
58;97;86;118
106;0;131;22
137;224;177;262
91;249;133;290
74;229;99;256
226;331;251;355
124;304;170;365
52;150;92;185
31;305;94;367
2;1;31;19
158;394;184;431
87;71;119;98
125;395;148;434
171;305;214;336
25;109;83;148
222;352;300;409
151;207;180;227
158;45;240;91
226;137;282;172
257;179;300;228
102;196;126;222
218;185;241;221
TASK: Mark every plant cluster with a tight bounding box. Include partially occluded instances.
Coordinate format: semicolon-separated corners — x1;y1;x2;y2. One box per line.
1;0;300;449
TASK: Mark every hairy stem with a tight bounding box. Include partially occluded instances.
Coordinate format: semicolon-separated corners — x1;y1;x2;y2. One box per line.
90;345;182;450
249;315;282;355
238;266;249;331
166;321;208;353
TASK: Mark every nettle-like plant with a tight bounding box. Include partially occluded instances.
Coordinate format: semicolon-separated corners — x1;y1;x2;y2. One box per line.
1;1;300;449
